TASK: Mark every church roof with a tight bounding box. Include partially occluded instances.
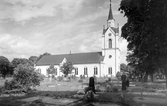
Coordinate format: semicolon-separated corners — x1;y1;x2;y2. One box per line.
103;27;119;35
108;0;114;20
36;52;104;66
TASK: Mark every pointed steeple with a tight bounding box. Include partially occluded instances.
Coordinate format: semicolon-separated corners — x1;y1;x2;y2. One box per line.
108;0;114;20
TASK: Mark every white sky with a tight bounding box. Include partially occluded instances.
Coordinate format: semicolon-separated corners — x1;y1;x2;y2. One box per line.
0;0;128;63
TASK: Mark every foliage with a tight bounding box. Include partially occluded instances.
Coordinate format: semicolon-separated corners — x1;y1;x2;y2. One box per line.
11;58;20;69
11;58;31;69
112;87;119;92
57;76;63;81
11;58;32;76
28;56;38;66
12;64;44;90
0;56;10;78
95;84;100;92
47;64;56;75
106;84;113;92
120;63;127;72
60;61;74;77
116;71;121;80
4;80;22;90
119;0;167;85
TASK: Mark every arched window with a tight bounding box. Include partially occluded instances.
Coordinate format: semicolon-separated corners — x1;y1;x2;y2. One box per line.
109;39;112;48
94;67;98;75
75;68;78;75
84;67;88;75
108;67;112;75
55;68;57;75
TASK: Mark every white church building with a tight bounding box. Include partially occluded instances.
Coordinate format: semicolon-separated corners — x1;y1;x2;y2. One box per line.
35;2;121;77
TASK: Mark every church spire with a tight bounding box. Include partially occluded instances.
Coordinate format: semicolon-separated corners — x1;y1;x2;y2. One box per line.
108;0;114;20
107;0;115;28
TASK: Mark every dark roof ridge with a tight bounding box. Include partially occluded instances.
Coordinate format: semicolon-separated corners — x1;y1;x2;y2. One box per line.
45;51;102;56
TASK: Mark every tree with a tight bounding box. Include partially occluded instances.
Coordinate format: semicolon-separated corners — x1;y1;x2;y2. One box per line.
126;65;135;79
120;63;127;72
13;64;44;89
11;58;31;75
60;61;74;77
37;52;51;62
11;58;21;69
29;56;38;66
19;58;30;65
0;56;10;78
119;0;167;86
47;64;56;79
8;62;14;75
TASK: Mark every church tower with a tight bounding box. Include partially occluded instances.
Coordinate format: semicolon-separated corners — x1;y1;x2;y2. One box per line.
102;0;120;76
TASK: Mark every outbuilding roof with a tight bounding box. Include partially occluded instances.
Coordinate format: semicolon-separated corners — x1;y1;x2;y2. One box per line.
36;52;104;66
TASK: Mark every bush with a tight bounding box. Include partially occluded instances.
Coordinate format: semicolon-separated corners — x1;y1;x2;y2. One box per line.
95;84;101;92
116;71;121;80
9;64;44;90
0;87;5;94
57;76;63;81
112;87;119;92
4;80;22;90
106;85;112;92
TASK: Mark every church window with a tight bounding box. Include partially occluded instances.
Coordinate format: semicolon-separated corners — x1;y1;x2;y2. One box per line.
55;68;57;75
109;55;112;58
84;67;88;75
108;67;112;74
94;67;98;75
109;39;112;48
108;33;112;36
75;68;78;75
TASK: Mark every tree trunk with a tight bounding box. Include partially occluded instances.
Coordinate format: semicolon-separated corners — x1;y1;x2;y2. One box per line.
144;73;148;82
150;73;154;82
164;67;167;89
164;72;167;89
165;75;167;89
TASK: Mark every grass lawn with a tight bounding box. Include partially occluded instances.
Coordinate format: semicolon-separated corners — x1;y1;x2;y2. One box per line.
0;77;167;106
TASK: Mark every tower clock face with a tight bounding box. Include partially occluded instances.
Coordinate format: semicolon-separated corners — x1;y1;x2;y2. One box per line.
109;33;112;36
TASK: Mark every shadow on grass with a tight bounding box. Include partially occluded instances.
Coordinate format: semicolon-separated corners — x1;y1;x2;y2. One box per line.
93;92;130;106
123;92;167;106
0;90;78;106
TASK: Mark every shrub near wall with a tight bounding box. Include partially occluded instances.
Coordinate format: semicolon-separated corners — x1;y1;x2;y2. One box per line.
4;64;44;91
14;64;44;89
